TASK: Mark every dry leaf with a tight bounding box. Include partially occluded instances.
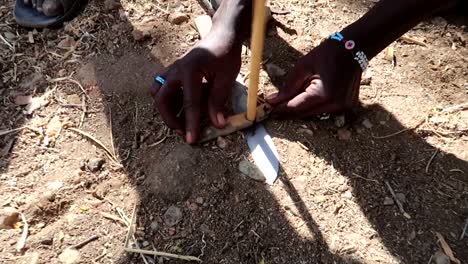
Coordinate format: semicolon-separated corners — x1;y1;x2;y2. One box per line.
15;95;33;105
46;116;63;142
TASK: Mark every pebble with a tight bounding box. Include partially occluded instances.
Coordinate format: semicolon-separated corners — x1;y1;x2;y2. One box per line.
298;128;314;137
87;158;105;172
238;160;265;182
142;241;150;247
40;236;54;245
132;29;151;41
432;251;450;264
216;137;228;149
59;248;80;264
362;118;373;129
66;94;81;105
383;197;394;205
163;206;183;227
337;129;352;141
0;207;20;229
195;197;204;205
169;12;189;25
150;221;159;232
334;115;346;128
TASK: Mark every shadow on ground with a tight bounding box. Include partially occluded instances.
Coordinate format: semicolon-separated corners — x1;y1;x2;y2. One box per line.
1;0;467;263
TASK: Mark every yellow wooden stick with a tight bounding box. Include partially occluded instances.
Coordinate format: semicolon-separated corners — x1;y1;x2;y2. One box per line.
247;0;268;121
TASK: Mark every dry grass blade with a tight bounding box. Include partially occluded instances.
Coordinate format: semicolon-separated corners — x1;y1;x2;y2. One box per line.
0;127;25;137
67;127;119;164
373;118;425;139
100;212;128;226
435;232;461;264
425;148;439;174
0;33;14;50
399;35;427;47
17;213;29;252
384;180;411;219
442;102;468;113
125;248;202;262
460;218;468;240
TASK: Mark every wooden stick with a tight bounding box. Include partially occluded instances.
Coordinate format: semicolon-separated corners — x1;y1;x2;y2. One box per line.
384;180;411;219
247;0;267;121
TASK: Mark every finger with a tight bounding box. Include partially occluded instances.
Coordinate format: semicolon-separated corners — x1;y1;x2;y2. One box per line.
272;79;327;118
154;79;184;131
183;74;203;144
266;66;309;105
208;75;236;129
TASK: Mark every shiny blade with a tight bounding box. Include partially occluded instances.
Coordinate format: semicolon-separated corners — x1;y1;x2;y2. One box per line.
231;77;280;185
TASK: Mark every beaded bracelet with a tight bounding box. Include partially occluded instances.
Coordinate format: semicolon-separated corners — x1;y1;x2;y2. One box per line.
329;32;369;72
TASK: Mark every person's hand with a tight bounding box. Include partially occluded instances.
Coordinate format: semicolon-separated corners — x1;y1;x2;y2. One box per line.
266;39;362;118
150;30;242;144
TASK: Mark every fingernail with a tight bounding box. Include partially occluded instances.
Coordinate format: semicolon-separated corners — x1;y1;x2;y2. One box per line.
216;112;226;126
186;131;194;144
266;92;278;101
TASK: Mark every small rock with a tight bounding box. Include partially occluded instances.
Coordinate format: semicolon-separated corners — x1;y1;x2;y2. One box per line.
66;94;81;105
0;207;20;229
188;203;198;212
168;12;189;25
40;236;54;245
87;158;105;172
216;137;228;149
168;227;176;236
298;128;314;137
432;251;450;264
142;241;150;247
163;206;183;227
337;129;351;141
4;31;16;40
362;119;373;129
239;160;265;182
383;197;394;205
132;29;151;41
265;63;286;77
79;160;87;171
396;193;406;204
150;221;159;232
59;248;80;264
15;95;33;106
334;115;346;128
360;76;372;85
195;197;204;205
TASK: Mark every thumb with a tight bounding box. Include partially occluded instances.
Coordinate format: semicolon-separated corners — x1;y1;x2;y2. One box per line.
266;67;309;105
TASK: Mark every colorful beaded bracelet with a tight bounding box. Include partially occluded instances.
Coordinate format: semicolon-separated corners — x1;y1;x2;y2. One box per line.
329;32;369;72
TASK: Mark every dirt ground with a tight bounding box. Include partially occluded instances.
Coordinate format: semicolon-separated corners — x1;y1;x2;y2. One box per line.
1;0;467;263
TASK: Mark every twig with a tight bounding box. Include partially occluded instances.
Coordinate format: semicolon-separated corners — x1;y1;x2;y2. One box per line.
124;248;202;262
67;127;119;164
460;218;468;240
108;106;117;159
384;180;411;219
399;35;427;47
442;102;468;113
425;149;439;174
435;232;461;264
100;212;127;226
71;235;99;249
0;127;25;137
79;95;86;128
93;249;107;262
0;33;14;50
49;77;88;97
352;173;379;183
373;118;425;139
147;136;167;148
17;213;28;252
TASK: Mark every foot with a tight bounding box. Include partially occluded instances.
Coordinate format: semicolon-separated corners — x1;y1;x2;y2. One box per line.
24;0;63;16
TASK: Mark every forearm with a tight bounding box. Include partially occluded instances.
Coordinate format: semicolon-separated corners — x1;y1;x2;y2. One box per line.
211;0;252;45
341;0;459;59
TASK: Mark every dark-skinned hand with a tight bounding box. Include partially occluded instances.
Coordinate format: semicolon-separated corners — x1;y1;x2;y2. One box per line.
267;39;362;118
150;29;242;144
